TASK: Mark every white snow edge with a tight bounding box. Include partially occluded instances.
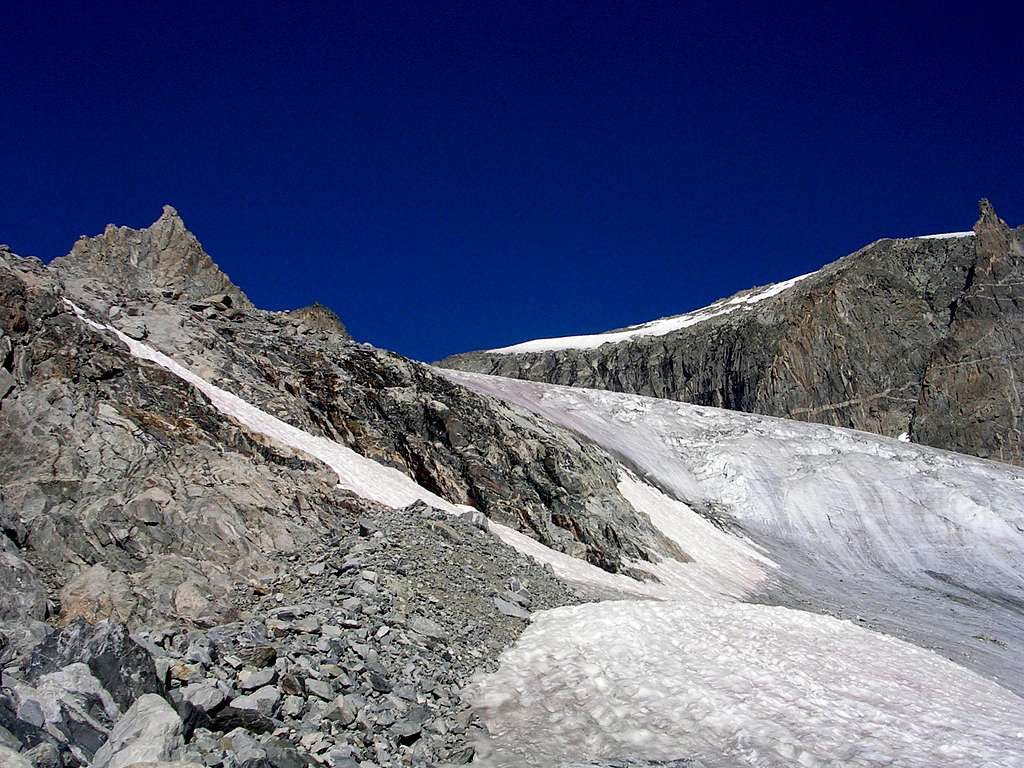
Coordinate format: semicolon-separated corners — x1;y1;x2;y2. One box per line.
487;272;816;354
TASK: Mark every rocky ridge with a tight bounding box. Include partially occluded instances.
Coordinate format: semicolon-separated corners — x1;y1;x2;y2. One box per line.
0;208;686;767
441;200;1024;466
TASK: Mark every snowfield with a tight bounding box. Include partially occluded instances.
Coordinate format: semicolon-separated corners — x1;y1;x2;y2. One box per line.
68;305;1024;767
443;371;1024;766
486;272;815;353
444;371;1024;692
472;601;1024;768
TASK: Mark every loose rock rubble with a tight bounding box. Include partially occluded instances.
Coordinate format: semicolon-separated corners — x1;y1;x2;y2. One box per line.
1;500;581;767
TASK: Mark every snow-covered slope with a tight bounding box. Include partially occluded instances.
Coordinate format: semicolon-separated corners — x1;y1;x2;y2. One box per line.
444;370;1024;692
914;230;975;239
442;371;1024;766
474;601;1024;768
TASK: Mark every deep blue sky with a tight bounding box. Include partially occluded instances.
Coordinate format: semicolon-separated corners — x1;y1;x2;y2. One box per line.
2;2;1021;361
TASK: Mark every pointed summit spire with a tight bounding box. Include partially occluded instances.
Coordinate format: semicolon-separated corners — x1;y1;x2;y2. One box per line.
52;205;251;308
972;198;1016;284
974;198;1008;235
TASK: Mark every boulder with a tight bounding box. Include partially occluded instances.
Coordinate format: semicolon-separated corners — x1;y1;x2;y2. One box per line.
229;686;280;717
0;552;47;620
91;694;184;768
25;619;165;710
58;565;139;625
0;744;32;768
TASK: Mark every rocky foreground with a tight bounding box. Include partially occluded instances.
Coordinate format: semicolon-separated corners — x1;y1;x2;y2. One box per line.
441;200;1024;467
1;500;578;767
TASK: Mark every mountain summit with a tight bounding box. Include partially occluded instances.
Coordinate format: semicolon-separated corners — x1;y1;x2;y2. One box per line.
52;205;253;309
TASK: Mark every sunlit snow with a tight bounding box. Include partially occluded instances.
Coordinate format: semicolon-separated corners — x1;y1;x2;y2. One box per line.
444;370;1024;695
473;601;1024;768
913;231;975;240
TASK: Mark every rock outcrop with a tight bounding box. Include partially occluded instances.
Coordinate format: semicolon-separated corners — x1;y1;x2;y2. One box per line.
441;200;1024;465
51;206;252;310
286;303;351;340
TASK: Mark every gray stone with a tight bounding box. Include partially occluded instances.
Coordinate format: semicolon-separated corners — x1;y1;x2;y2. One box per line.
181;683;225;713
91;694;185;768
236;667;276;691
408;616;445;640
323;694;357;727
492;596;530;620
229;686;279;717
304;678;333;701
0;368;14;399
0;744;32;768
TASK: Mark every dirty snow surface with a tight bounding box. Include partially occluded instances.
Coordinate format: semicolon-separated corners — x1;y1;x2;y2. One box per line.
487;272;814;353
474;601;1024;768
444;370;1024;767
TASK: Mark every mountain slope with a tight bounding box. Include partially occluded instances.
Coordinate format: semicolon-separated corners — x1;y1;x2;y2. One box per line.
1;208;691;634
441;200;1024;466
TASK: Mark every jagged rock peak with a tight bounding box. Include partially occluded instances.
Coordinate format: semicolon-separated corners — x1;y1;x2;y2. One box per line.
52;205;253;308
975;198;1009;235
286;301;352;339
972;198;1019;283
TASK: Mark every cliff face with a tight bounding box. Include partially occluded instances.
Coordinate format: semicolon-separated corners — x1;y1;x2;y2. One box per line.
441;201;1024;465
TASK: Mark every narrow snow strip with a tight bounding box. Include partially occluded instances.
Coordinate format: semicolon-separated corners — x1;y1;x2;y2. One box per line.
913;231;975;239
616;473;774;600
65;301;465;513
486;272;815;354
473;600;1024;768
486;521;660;600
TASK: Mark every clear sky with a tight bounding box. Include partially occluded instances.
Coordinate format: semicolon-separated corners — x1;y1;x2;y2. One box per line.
3;1;1022;361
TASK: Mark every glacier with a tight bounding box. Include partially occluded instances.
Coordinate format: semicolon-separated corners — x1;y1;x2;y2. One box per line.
444;370;1024;766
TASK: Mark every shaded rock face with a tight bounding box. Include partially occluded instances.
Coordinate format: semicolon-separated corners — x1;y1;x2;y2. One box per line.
442;201;1024;466
51;206;252;310
24;620;165;710
913;201;1024;464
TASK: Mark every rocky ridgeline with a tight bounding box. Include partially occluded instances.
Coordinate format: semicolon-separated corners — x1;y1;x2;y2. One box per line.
441;200;1024;466
0;209;655;767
